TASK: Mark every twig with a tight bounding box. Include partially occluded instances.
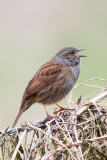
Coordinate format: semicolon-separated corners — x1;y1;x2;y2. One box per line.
41;146;63;160
11;130;27;160
71;134;107;147
72;78;107;91
52;137;76;159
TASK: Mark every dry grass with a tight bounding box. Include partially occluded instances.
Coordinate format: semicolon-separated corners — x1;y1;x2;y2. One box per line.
0;78;107;160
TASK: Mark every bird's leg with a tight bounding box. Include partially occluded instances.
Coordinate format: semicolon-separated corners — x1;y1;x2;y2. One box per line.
43;104;50;117
54;103;65;114
56;103;65;109
54;103;74;115
43;104;55;120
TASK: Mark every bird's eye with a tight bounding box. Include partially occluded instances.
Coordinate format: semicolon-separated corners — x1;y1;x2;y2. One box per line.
71;50;75;54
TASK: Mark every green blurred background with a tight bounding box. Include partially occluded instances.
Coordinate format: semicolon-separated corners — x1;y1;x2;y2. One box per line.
0;0;107;129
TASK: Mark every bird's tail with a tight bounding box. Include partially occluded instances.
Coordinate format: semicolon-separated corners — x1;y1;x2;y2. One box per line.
12;108;24;128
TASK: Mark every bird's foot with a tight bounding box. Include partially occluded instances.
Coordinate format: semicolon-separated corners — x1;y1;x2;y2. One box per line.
46;113;54;120
54;103;75;115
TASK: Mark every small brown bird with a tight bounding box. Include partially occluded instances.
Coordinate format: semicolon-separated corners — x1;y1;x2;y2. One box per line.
12;47;85;127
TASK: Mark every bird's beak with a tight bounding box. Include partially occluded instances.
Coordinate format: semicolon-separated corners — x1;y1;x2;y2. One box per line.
77;49;84;52
77;49;86;57
78;55;87;57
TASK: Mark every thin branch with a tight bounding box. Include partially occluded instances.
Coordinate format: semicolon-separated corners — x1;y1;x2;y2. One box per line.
11;130;27;160
41;146;63;160
71;135;107;147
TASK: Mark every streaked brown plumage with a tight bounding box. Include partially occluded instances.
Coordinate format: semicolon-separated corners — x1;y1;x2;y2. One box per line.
12;47;85;127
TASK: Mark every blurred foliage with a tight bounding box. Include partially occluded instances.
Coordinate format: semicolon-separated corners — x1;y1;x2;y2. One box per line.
0;0;107;128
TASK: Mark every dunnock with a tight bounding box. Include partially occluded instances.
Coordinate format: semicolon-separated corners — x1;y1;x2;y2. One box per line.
12;47;85;127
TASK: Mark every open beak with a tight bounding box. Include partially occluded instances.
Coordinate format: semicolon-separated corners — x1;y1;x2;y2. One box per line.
78;55;87;57
77;49;84;52
77;49;86;58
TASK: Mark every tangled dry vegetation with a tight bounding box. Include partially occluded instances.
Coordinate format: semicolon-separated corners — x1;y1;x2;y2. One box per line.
0;78;107;160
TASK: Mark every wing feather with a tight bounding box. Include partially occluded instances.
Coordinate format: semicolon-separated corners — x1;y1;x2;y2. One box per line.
22;60;62;102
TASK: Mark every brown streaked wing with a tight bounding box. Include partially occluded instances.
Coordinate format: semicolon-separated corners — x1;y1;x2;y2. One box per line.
22;60;62;102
